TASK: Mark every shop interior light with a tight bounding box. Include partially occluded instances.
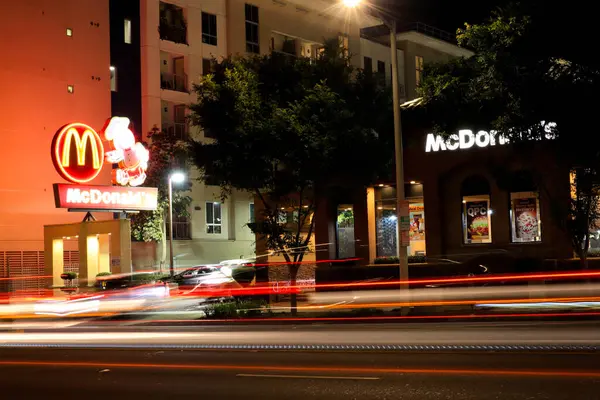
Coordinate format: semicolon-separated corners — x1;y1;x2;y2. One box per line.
378;184;384;187
488;209;494;215
410;181;417;184
388;215;398;221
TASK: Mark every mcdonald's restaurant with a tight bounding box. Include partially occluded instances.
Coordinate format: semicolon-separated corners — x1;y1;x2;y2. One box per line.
313;123;580;273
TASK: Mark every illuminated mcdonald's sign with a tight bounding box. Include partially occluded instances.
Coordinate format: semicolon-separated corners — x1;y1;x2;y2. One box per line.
51;122;105;183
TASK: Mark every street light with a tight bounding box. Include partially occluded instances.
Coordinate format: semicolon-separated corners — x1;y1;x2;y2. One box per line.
342;0;409;290
168;171;186;276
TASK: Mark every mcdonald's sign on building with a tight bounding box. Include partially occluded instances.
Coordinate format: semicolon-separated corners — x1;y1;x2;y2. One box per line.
51;122;105;184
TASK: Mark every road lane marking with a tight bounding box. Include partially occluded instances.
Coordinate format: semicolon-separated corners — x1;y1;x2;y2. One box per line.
236;373;379;380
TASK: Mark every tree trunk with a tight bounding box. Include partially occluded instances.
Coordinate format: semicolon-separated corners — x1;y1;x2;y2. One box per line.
289;264;300;316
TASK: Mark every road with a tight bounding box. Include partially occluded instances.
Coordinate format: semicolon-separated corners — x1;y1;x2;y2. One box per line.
1;321;600;350
0;347;598;399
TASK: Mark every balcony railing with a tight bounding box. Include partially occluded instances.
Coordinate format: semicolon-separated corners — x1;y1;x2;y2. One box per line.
159;22;187;45
162;121;188;140
161;72;188;92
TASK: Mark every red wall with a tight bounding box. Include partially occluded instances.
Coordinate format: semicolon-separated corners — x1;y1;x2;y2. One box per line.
0;0;112;251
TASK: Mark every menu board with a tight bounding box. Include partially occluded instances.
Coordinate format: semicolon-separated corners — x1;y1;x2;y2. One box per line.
409;204;425;241
514;198;539;241
465;200;490;241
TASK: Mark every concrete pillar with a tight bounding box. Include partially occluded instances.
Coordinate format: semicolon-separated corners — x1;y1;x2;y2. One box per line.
50;239;64;287
77;225;89;285
98;234;111;275
117;218;132;274
366;187;377;264
352;188;370;266
423;178;443;257
86;235;100;284
314;194;336;261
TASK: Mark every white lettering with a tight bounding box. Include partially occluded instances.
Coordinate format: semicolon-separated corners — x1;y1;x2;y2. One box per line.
425;134;447;152
102;192;112;203
66;188;80;203
81;191;90;204
475;130;490;147
446;134;459;150
458;130;475;149
90;189;101;204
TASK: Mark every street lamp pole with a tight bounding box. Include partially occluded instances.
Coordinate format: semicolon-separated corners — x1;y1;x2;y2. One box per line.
168;176;175;277
388;19;409;291
342;0;409;289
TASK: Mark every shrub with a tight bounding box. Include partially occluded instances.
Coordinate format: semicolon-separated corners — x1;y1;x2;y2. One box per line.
203;299;268;319
96;272;112;277
61;272;77;280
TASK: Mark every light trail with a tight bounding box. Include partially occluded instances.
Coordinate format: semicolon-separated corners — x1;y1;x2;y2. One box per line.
0;360;599;379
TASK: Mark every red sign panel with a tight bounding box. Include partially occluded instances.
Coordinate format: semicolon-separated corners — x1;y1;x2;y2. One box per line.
51;123;105;184
53;184;158;211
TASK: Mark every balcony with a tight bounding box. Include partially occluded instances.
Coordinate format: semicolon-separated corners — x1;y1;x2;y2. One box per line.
271;33;297;57
162;121;188;140
159;2;187;45
159;23;187;45
161;72;188;92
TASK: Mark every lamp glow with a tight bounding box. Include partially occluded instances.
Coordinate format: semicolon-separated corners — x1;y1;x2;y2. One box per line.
170;172;186;183
342;0;361;7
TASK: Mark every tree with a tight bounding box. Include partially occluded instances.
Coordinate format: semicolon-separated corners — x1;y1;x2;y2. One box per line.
416;2;600;267
130;127;192;262
189;41;393;313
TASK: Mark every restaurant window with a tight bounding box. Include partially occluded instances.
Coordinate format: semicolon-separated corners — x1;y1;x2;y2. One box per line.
375;184;425;257
510;192;541;242
206;201;222;234
337;205;355;259
461;175;492;244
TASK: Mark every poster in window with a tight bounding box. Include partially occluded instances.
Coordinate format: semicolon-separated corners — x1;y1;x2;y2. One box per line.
514;198;539;241
409;204;425;241
465;201;490;241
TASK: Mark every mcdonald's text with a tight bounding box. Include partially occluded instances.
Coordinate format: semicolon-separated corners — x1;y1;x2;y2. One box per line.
53;184;158;211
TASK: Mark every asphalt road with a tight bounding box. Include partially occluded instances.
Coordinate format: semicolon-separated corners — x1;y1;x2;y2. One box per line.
0;347;598;399
1;321;600;349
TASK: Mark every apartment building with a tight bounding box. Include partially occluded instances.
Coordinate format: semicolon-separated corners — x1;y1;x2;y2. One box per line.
109;0;379;268
0;0;112;285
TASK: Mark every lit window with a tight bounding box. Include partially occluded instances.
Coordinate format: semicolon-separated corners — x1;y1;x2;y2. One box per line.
510;192;541;242
206;201;222;234
338;34;349;58
463;195;492;244
245;4;259;53
201;12;217;46
415;55;424;86
67;85;74;94
124;19;132;44
110;66;117;92
66;28;73;37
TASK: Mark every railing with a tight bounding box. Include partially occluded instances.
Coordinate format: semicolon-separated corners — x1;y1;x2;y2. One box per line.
161;72;188;92
162;121;188;140
159;22;187;45
397;22;455;43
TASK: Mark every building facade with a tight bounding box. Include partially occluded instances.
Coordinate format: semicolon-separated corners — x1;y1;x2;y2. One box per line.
0;0;112;286
124;0;380;268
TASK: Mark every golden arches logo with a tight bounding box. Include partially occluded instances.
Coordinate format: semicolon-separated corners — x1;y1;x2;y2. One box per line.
52;122;105;184
60;128;102;169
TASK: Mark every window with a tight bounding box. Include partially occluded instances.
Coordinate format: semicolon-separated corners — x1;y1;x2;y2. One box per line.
337;205;355;259
463;195;492;244
202;58;212;76
201;12;217;46
245;4;259;53
249;203;255;223
67;84;74;94
124;19;132;44
377;60;386;76
363;56;372;75
415;55;424;86
461;175;492;244
510;192;541;243
110;66;117;92
66;28;73;37
206;201;222;234
338;34;349;58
